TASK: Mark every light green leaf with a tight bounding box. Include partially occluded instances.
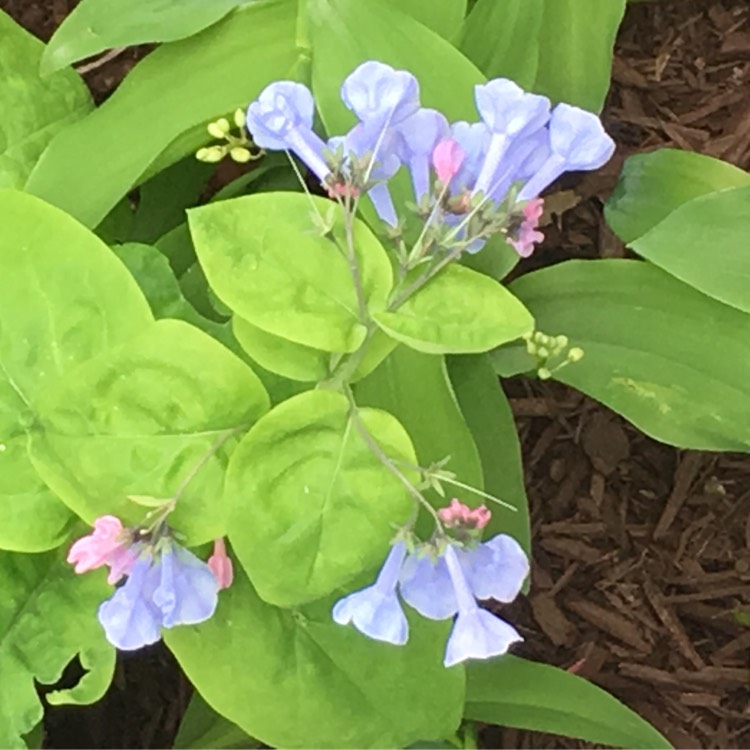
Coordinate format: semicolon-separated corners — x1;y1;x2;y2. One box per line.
26;1;297;228
42;0;252;74
0;551;115;749
166;566;464;748
30;319;270;545
631;184;750;313
465;656;670;749
446;355;530;552
174;692;260;750
225;389;416;606
510;259;750;451
377;0;467;39
374;265;533;354
0;11;92;189
189;193;393;353
606;148;750;244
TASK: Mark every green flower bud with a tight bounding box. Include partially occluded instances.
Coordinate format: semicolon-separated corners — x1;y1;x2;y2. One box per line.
234;108;246;129
207;118;231;139
568;347;584;363
537;346;549;359
534;332;549;345
230;147;252;163
538;367;552;380
196;145;225;163
554;335;569;350
526;340;538;356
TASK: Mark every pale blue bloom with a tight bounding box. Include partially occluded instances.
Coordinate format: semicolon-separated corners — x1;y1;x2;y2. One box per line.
518;102;615;200
396;108;450;202
245;81;331;181
456;534;529;602
398;551;457;620
450;121;490;193
442;546;523;668
332;540;409;645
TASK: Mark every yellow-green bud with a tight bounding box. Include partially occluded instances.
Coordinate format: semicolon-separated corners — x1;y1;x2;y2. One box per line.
196;145;225;163
568;347;584;363
554;335;569;350
230;147;252;163
526;340;538;356
535;332;549;345
537;346;549;359
538;367;552;380
207;118;231;139
234;108;246;129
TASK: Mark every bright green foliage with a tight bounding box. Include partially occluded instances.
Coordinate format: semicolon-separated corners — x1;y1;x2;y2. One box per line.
224;389;416;606
510;260;750;451
447;355;530;551
166;567;464;749
631;185;750;313
173;693;259;750
606;148;750;244
26;1;297;228
31;319;269;545
42;0;251;74
374;265;534;354
377;0;467;39
0;551;115;748
189;193;393;353
0;11;92;189
465;657;671;749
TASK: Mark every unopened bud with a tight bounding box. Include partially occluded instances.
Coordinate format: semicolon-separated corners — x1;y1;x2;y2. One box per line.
196;145;225;163
554;335;569;350
537;346;549;359
526;341;538;356
568;347;584;363
207;118;231;139
230;147;252;163
534;332;549;345
234;108;246;129
537;367;552;380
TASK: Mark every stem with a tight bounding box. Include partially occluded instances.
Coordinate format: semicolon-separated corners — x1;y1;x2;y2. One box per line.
340;192;369;324
388;247;463;311
172;428;241;502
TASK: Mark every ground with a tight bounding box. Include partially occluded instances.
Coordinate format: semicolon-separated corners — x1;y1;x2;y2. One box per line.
3;0;750;747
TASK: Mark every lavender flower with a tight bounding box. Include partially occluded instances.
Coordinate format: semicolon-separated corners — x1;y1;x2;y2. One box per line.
396;108;450;203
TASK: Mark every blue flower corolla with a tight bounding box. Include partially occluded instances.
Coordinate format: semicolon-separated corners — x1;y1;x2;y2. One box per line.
332;540;409;645
518;102;615;201
442;545;523;668
450;121;490;193
395;108;450;202
245;81;331;182
398;551;457;620
98;555;162;651
152;545;219;628
472;79;551;197
485;129;551;205
341;61;420;137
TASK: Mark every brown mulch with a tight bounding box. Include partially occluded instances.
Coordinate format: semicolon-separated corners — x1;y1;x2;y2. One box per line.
3;0;750;747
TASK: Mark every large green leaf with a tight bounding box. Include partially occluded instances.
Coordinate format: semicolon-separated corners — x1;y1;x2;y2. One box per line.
173;692;259;750
446;355;530;551
189;193;393;353
606;149;750;245
42;0;252;74
31;319;270;545
374;264;533;354
225;389;415;606
26;0;297;228
630;184;750;313
0;551;115;749
166;566;464;748
465;657;670;749
509;260;750;451
0;11;92;190
377;0;467;39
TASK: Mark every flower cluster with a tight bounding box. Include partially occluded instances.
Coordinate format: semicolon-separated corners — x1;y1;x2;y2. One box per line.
332;500;529;667
68;516;233;650
245;61;614;259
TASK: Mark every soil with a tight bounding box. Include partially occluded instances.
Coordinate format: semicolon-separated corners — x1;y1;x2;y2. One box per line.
3;0;750;747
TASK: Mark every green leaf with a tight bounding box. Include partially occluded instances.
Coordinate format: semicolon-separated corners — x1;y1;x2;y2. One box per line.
465;656;671;749
534;0;625;111
0;11;92;189
42;0;251;74
166;566;464;749
189;193;393;353
26;1;297;228
377;0;467;39
374;265;533;354
459;0;544;88
225;389;415;606
510;259;750;451
446;355;530;552
0;189;151;550
630;184;750;313
30;319;270;545
174;692;260;750
0;551;115;749
606;149;750;244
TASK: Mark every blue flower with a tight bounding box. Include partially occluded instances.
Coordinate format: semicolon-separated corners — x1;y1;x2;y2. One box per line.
396;108;450;202
450;121;490;193
245;81;331;182
455;534;529;602
332;540;409;645
442;545;523;668
398;550;457;620
518;102;615;200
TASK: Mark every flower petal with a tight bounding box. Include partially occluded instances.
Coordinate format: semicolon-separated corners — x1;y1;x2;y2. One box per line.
399;553;458;620
332;588;408;645
443;608;523;667
459;534;529;603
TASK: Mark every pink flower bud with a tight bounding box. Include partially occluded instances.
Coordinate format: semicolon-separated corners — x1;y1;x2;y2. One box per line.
432;139;465;184
509;197;545;258
207;538;234;590
68;515;131;578
438;499;492;530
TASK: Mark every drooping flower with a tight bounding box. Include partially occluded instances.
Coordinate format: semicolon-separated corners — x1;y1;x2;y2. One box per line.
449;121;490;195
207;538;234;590
245;81;331;182
67;515;137;584
442;545;523;667
396;108;450;203
398;550;457;621
508;197;545;258
332;540;409;645
432;139;466;185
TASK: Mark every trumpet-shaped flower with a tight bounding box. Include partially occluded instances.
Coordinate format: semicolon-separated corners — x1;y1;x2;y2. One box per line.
245;81;331;182
67;515;137;584
432;139;465;185
396;108;450;202
332;540;409;645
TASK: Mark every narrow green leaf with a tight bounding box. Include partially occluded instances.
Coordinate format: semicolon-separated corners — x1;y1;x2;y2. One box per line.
0;11;92;189
377;0;467;39
26;1;297;228
166;566;464;748
0;551;115;748
174;692;260;750
225;389;416;606
465;656;671;749
606;148;750;244
510;260;750;451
